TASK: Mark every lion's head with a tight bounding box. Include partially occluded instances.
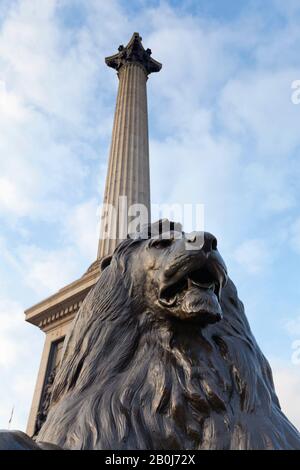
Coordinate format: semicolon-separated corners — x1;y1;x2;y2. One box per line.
38;221;300;450
123;223;228;326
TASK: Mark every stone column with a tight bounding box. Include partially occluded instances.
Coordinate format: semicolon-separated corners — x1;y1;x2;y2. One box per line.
97;33;161;259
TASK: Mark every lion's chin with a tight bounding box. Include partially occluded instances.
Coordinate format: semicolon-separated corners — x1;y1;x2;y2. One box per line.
160;286;223;325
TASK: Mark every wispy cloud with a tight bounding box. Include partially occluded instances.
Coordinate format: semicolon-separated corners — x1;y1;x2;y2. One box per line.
233;238;272;274
272;359;300;430
285;315;300;337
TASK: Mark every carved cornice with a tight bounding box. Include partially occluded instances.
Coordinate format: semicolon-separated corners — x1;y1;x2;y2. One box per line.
37;300;82;329
105;32;162;76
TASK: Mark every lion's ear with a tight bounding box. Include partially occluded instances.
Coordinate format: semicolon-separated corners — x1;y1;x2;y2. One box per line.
100;255;112;272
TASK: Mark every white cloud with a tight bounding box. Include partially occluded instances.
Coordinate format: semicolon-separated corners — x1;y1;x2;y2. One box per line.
0;0;89;124
0;298;43;430
290;218;300;254
233;239;272;274
0;300;24;368
0;79;27;121
0;0;114;221
0;177;33;216
64;198;100;260
285;315;300;337
272;359;300;431
17;245;81;297
0;369;40;431
220;69;300;156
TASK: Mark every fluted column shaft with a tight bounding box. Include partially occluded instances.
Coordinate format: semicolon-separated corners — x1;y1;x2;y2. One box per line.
97;63;150;258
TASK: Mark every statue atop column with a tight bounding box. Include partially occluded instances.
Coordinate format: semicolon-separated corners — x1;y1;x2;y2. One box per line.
105;32;162;75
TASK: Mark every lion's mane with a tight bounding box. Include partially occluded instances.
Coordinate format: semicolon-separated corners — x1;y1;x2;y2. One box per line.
38;238;300;450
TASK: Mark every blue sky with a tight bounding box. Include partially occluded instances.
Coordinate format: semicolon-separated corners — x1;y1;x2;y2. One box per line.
0;0;300;431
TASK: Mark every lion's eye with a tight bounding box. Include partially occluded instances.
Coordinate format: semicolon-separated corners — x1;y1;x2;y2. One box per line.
151;238;173;249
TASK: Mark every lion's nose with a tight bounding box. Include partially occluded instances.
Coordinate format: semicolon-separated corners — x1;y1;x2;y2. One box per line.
185;232;218;252
202;232;218;253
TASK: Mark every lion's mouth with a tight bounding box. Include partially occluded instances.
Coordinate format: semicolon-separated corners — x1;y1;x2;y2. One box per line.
158;263;227;324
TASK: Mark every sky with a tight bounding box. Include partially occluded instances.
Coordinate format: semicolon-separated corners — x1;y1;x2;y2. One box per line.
0;0;300;432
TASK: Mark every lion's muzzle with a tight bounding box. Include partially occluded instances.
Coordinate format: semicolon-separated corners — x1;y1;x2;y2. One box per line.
158;232;228;325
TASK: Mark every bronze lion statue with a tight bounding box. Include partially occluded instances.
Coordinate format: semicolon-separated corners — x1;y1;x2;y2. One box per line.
2;221;300;449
